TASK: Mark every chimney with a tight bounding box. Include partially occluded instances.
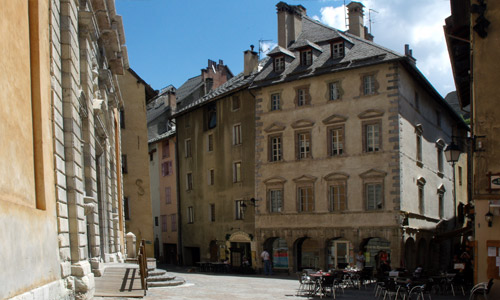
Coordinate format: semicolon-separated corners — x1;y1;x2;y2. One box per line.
162;89;176;111
347;1;365;38
277;2;306;48
244;45;259;76
404;44;417;64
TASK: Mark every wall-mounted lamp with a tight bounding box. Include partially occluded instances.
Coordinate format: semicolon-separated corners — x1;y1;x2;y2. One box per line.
241;198;259;211
485;209;494;227
444;141;462;163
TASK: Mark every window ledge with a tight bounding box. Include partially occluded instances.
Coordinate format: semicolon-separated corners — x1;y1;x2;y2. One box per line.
416;161;423;168
437;171;444;178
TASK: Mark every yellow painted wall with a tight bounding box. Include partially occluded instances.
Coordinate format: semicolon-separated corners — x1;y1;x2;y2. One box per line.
0;0;59;298
118;70;154;257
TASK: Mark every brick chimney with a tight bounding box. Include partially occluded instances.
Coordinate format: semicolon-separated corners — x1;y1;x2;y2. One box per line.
244;45;259;76
277;2;306;48
347;1;365;38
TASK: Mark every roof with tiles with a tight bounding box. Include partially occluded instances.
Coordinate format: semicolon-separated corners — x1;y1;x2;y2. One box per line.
252;15;403;88
174;68;262;117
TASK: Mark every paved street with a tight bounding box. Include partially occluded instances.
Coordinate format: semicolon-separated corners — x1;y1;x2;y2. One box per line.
95;266;471;300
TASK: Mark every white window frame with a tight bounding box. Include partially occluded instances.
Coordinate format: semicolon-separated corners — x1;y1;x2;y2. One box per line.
332;42;344;58
297;132;311;159
270;135;282;162
329;183;346;211
330;126;344;156
235;200;244;220
233;161;241;183
269;189;283;213
363;75;376;95
271;93;281;111
298;186;314;212
274;56;285;72
187;206;194;224
297;88;306;106
365;123;380;152
233;124;242;145
366;183;383;210
329;82;340;101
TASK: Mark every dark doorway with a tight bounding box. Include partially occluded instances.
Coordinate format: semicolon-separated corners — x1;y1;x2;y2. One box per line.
184;247;200;266
164;243;177;265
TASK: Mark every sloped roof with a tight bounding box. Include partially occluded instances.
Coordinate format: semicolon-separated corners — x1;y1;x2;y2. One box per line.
174;68;261;116
176;75;204;103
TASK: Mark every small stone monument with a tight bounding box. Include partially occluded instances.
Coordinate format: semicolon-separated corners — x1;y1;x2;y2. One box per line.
126;232;137;259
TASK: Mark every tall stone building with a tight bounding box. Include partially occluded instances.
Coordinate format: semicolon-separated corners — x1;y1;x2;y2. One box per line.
445;0;500;290
147;85;179;264
118;68;157;258
249;2;468;273
1;0;128;299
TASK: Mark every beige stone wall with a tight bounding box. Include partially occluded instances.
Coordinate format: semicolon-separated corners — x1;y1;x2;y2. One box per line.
177;90;256;265
0;1;63;298
471;0;500;287
119;69;154;257
158;136;178;246
254;62;403;271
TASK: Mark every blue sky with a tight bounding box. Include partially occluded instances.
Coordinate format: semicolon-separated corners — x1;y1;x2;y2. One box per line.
116;0;454;97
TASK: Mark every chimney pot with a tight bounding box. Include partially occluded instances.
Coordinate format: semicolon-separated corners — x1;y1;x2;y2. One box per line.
347;2;365;38
243;49;258;76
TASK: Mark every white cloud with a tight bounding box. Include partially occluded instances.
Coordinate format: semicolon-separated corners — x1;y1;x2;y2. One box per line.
260;41;277;54
316;0;454;97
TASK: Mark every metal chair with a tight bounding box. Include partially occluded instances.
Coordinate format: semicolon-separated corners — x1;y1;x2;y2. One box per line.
297;271;314;296
469;278;494;300
383;279;401;300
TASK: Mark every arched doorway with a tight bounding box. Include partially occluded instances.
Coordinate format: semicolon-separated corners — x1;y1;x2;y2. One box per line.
416;238;427;269
427;239;440;273
326;238;353;270
263;237;289;272
229;231;252;268
295;237;320;271
405;238;417;271
360;237;391;269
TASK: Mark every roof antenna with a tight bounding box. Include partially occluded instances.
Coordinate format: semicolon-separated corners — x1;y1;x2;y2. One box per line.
368;8;378;34
258;39;273;59
344;0;348;30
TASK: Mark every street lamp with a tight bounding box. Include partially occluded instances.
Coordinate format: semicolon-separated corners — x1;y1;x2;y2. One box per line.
444;141;462;163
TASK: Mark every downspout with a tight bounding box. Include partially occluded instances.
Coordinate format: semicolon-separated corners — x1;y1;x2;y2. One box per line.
174;132;183;265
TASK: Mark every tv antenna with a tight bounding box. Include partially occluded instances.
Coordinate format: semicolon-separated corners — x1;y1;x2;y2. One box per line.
258;39;273;59
368;8;379;34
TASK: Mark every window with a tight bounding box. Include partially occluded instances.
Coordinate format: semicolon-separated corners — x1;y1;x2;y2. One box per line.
458;166;463;186
364;122;380;152
300;49;313;66
366;183;383;210
298;186;314;212
207;134;213;152
271;93;281;111
187;207;194;224
205;102;217;130
235;200;244;220
418;185;425;214
210;204;215;222
329;184;346;211
233;162;241;183
161;162;167;176
363;75;376;95
185;139;192;158
438;192;444;219
121;155;128;174
171;214;177;231
296;131;311;159
269;189;283;213
186;173;193;190
269;135;282;162
296;87;310;106
161;215;167;232
232;95;240;111
162;140;170;158
120;109;125;129
329;82;340;101
437;147;444;174
165;187;171;204
155;216;158;226
208;169;215;186
274;56;285;72
233;124;242;145
416;133;422;163
331;42;344;58
329;126;344;156
124;197;130;220
417;177;426;215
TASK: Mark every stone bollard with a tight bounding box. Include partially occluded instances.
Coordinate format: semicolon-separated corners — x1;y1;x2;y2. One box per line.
126;232;137;259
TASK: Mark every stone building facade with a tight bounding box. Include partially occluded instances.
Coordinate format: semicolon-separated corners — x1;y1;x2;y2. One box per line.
1;0;128;299
173;55;258;267
147;85;179;264
118;68;157;258
446;0;500;291
249;2;467;273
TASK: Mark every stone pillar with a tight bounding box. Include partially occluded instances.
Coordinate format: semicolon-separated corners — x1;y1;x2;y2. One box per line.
126;232;137;259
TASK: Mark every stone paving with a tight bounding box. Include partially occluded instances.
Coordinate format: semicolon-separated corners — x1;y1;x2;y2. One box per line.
94;266;472;300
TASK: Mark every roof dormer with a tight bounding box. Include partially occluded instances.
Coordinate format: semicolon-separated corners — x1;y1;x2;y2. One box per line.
267;46;296;73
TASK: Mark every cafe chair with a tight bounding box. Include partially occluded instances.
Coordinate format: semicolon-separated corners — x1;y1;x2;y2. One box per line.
469;278;494;300
383;279;401;300
297;271;314;296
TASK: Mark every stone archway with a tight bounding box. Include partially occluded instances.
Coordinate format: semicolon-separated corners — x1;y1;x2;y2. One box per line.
360;237;391;269
405;238;417;271
416;238;427;269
